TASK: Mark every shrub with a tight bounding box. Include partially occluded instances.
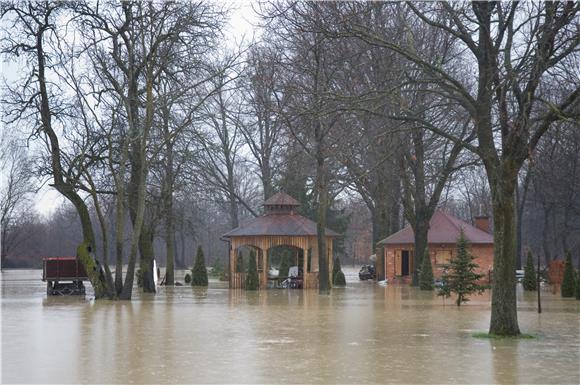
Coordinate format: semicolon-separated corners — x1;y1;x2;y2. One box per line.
334;270;346;286
561;251;575;298
136;269;143;288
332;257;347;286
419;249;434;291
438;230;486;306
522;250;537;291
184;273;192;284
245;250;260;290
191;246;208;287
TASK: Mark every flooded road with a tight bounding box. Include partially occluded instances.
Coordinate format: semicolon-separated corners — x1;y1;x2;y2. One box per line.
1;269;579;384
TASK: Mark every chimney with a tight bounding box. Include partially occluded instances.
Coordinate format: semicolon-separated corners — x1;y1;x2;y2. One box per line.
474;216;490;233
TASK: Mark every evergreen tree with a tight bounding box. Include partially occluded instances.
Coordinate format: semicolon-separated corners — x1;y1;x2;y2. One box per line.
278;254;290;279
333;257;346;286
245;250;260;290
334;270;346;286
332;257;342;282
191;246;208;287
575;269;580;300
522;250;537;291
419;249;434;291
561;251;575;298
437;230;486;306
235;251;244;273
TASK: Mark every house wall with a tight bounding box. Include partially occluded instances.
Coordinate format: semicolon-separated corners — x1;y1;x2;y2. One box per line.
384;243;494;283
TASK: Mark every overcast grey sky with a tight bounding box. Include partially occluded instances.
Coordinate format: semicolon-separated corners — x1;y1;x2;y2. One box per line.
0;2;258;218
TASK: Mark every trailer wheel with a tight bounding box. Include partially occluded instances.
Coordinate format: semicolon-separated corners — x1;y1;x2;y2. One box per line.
46;282;53;296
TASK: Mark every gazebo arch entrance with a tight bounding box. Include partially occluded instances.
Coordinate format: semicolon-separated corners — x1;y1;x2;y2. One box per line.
267;245;317;287
222;192;339;290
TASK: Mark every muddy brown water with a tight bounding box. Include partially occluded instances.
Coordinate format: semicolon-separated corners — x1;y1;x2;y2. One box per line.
1;269;579;384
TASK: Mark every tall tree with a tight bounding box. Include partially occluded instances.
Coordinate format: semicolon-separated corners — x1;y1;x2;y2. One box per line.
340;1;580;336
1;2;113;298
239;46;286;200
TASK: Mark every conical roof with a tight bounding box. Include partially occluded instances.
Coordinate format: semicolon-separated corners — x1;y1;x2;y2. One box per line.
263;192;301;207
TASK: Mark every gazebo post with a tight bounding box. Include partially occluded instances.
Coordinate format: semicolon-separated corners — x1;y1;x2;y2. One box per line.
229;242;234;288
261;247;267;289
302;247;308;288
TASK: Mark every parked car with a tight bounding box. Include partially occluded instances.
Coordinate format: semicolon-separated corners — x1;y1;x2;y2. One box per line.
358;264;376;281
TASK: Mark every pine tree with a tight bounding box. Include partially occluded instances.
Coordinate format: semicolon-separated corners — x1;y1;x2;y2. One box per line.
332;257;342;283
561;251;575;298
438;230;486;306
245;250;260;290
522;250;537;291
419;249;434;290
191;246;208;287
333;257;346;286
235;251;244;273
575;269;580;300
278;254;290;279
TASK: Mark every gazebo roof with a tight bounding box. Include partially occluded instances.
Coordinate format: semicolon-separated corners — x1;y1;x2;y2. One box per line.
378;210;493;245
222;193;339;238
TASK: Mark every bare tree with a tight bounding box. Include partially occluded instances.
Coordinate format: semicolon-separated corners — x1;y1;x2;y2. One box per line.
1;2;113;298
0;138;34;267
239;46;286;200
339;2;580;335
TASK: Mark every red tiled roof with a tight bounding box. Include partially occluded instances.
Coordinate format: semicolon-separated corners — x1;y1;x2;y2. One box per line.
222;213;339;238
378;210;493;245
263;192;300;206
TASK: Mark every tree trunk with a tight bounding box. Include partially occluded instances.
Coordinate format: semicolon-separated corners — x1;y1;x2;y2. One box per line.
316;152;329;294
114;137;129;294
120;49;153;299
114;192;125;294
261;158;274;200
227;165;239;228
541;203;552;265
412;216;429;286
139;223;156;293
165;209;175;286
515;183;523;270
163;136;175;285
371;199;394;281
488;177;520;336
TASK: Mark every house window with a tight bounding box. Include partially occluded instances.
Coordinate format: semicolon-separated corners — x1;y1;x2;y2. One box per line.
436;250;452;265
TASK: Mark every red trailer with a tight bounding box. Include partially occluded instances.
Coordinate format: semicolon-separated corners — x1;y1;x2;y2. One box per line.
42;257;88;295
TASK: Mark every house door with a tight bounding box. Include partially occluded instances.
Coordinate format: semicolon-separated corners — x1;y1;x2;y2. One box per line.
401;250;410;276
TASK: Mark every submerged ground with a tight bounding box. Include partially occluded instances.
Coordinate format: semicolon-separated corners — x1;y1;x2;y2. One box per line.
1;268;579;384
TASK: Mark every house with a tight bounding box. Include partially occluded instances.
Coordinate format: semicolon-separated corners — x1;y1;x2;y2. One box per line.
377;211;494;283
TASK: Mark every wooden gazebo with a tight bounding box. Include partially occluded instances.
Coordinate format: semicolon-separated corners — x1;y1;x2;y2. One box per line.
222;192;339;289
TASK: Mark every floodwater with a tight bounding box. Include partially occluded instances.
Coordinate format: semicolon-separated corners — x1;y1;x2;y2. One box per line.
1;269;579;384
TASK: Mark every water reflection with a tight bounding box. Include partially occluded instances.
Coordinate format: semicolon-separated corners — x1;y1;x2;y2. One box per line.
2;269;579;384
